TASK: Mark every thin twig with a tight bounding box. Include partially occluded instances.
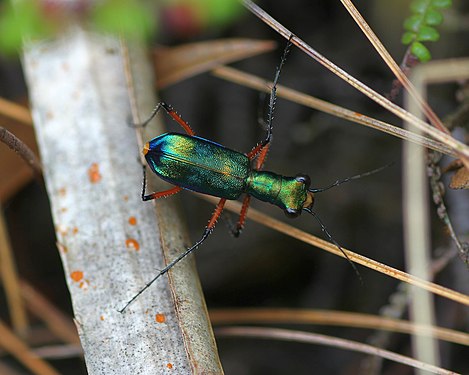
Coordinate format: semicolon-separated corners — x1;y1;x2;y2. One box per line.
216;326;459;374
209;308;469;346
0;127;42;175
212;66;455;157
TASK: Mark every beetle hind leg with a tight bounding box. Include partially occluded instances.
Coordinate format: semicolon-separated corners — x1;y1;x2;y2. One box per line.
229;195;251;237
136;101;195;136
232;131;272;237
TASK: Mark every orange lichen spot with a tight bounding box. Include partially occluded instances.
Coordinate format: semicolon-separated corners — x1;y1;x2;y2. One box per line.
155;313;166;323
88;163;102;183
46;111;54;120
58;187;67;196
166;363;173;370
123;195;129;201
125;238;140;251
70;270;84;282
72;227;79;234
57;242;68;253
100;315;105;321
60;207;68;213
128;216;137;226
56;224;68;236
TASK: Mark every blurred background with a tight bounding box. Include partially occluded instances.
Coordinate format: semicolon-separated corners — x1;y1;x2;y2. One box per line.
1;0;468;373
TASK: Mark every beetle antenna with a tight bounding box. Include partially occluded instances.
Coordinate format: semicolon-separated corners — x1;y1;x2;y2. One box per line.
309;162;393;193
303;207;362;283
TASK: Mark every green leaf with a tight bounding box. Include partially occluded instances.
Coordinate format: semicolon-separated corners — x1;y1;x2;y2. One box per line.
411;41;432;62
182;0;243;28
401;31;416;45
206;0;243;26
431;0;452;9
417;25;440;41
410;0;430;14
0;11;24;54
92;0;156;39
401;0;452;64
0;1;54;55
404;15;423;32
424;9;443;25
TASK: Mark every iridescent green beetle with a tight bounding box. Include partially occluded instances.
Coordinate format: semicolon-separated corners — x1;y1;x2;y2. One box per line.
143;132;314;216
120;40;380;312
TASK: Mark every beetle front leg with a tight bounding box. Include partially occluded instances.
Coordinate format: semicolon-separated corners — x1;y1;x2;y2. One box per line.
141;164;182;201
229;195;251;237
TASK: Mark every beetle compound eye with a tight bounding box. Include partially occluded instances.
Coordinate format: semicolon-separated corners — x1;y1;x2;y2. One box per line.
284;208;301;218
295;174;311;187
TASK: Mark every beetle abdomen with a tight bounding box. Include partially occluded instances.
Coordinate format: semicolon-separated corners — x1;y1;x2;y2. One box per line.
144;133;250;199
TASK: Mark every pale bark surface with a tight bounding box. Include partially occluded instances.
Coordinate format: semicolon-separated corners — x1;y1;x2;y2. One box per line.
22;29;223;375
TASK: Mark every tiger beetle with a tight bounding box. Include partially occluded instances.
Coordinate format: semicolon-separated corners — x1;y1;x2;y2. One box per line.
119;39;386;313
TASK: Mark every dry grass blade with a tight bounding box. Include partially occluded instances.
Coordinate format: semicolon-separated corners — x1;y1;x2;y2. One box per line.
0;320;60;375
209;308;469;347
0;97;32;126
32;344;83;360
0;361;23;375
199;194;469;307
340;0;449;135
20;281;80;345
0;212;28;335
212;66;455;156
241;0;469;163
154;39;276;88
215;326;459;374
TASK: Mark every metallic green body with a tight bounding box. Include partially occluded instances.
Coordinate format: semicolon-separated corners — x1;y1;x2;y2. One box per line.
145;132;309;211
146;133;250;199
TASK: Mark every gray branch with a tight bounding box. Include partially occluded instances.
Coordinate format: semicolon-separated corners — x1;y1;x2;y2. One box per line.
22;28;223;374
